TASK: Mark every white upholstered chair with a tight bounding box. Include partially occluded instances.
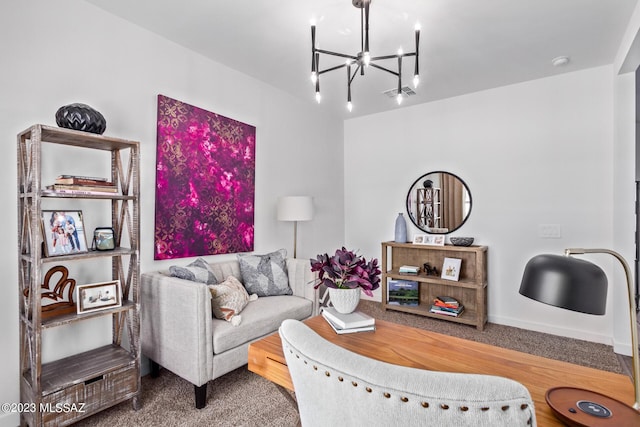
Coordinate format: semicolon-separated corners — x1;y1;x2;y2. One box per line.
279;319;536;427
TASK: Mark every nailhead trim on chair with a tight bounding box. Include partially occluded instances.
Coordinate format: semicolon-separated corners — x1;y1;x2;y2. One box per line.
287;346;534;421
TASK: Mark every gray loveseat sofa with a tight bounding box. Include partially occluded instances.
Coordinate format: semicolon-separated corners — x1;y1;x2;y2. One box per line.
140;257;318;408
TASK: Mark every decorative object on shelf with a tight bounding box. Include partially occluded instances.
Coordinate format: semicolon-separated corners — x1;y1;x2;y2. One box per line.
55;103;107;134
413;233;445;246
76;280;122;314
154;95;256;259
277;196;314;258
22;265;76;319
310;247;381;313
41;210;88;257
406;171;472;234
92;227;115;251
450;237;474;246
441;257;462;281
422;263;438;276
519;248;640;423
387;279;419;307
394;213;407;243
310;0;420;110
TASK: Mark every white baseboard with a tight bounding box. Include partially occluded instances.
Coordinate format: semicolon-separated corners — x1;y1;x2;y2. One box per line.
489;314;612;346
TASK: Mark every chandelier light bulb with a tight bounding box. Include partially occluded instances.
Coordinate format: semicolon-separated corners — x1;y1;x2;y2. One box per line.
315;91;321;103
396;93;403;105
347;101;353;112
413;74;420;88
398;47;404;56
310;72;317;84
415;23;421;31
363;51;371;66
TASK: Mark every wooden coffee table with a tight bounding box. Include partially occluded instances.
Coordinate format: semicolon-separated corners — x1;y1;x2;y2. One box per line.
248;316;636;426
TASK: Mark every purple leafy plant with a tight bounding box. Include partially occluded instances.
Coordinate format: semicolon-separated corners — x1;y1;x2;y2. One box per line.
310;247;381;297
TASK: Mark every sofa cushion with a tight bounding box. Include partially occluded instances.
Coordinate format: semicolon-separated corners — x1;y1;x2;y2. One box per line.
169;257;217;285
208;276;257;325
211;295;313;354
237;249;292;296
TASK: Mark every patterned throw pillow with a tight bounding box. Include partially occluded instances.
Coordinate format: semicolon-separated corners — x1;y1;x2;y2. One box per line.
237;249;292;297
169;257;217;285
208;276;257;326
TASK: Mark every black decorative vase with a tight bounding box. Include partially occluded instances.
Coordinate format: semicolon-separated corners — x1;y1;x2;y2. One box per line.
55;103;107;134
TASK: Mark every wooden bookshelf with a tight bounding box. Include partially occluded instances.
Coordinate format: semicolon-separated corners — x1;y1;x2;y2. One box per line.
17;125;141;426
381;241;487;330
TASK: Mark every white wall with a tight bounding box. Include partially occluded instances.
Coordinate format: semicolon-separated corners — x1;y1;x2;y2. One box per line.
0;1;344;426
345;66;619;347
612;0;640;359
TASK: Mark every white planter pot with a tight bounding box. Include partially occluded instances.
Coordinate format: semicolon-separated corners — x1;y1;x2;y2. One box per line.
328;287;361;314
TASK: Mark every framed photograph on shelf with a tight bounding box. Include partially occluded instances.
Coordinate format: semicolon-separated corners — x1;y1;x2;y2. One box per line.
414;234;445;246
92;227;115;251
441;257;462;281
76;280;122;314
41;211;88;257
412;234;428;244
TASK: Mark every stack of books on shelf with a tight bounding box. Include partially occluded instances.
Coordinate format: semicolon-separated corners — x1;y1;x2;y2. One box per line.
321;307;376;334
398;265;420;275
429;296;465;317
44;175;117;195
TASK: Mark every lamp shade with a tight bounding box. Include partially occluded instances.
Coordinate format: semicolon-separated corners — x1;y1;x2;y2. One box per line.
277;196;313;222
519;254;607;315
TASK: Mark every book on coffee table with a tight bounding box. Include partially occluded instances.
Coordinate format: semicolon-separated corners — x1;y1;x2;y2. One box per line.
322;313;376;334
321;307;375;329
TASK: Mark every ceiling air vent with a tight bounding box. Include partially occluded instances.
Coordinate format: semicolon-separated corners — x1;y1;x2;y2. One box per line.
382;86;417;98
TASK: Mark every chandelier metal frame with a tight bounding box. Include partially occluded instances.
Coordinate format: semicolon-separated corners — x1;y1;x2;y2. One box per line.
310;0;420;111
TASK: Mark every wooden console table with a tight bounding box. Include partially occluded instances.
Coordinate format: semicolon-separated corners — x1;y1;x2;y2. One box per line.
248;316;636;426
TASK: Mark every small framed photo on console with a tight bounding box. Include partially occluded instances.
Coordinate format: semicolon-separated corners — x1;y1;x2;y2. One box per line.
413;234;428;244
441;257;462;281
414;234;445;246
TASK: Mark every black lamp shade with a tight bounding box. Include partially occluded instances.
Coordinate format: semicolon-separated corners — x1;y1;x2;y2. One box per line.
519;254;607;315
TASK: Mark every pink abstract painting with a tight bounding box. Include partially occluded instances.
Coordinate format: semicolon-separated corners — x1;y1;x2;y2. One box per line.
154;95;255;260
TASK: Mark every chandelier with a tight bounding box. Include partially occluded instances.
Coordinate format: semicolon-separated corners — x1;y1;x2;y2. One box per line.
310;0;420;112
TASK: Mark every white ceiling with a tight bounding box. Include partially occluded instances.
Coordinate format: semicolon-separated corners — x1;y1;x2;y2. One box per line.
85;0;637;119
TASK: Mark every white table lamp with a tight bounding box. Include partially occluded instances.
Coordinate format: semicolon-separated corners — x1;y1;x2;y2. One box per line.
277;196;313;258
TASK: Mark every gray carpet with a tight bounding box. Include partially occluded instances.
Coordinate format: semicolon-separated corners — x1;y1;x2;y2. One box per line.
76;300;625;426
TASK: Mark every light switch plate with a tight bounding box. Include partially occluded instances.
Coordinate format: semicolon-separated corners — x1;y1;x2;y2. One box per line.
538;224;562;239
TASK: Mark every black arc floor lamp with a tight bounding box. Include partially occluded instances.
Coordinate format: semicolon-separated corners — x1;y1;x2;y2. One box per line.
520;248;640;426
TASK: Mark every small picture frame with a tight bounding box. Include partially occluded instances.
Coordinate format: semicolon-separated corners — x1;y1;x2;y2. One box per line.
41;211;88;257
93;227;115;251
441;257;462;281
76;280;122;314
414;234;445;246
412;234;428;244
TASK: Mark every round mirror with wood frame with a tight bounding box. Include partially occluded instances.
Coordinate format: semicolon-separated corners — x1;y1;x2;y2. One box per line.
405;171;472;234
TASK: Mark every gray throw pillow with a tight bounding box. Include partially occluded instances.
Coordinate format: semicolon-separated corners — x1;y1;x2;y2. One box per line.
237;249;292;296
169;257;217;285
